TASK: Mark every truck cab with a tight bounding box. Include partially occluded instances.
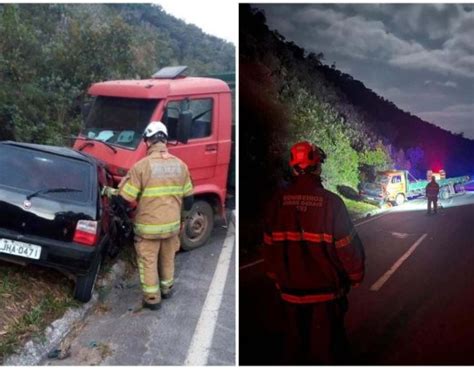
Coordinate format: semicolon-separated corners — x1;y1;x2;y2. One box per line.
73;66;232;249
361;170;410;206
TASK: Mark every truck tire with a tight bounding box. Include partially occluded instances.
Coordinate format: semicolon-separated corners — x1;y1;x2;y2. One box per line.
74;254;101;303
440;187;450;200
395;193;405;206
181;200;214;251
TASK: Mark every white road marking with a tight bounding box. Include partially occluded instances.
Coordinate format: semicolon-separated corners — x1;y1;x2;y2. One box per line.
184;221;235;365
370;233;428;292
391;232;408;239
239;258;263;270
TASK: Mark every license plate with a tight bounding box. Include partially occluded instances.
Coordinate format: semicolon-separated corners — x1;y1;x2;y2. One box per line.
0;238;42;260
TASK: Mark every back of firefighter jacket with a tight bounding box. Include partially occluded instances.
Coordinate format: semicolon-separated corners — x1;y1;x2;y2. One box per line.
426;181;440;199
263;174;365;304
119;143;193;239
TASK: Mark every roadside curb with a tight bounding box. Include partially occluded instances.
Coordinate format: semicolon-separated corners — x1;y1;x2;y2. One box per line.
4;260;127;366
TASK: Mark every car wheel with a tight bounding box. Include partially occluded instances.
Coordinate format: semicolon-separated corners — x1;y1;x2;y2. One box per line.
181;200;214;251
74;253;102;303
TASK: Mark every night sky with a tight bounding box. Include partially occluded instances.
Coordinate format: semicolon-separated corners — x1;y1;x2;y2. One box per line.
258;4;474;139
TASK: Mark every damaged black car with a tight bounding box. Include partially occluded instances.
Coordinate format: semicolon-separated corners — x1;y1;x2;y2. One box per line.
0;141;130;302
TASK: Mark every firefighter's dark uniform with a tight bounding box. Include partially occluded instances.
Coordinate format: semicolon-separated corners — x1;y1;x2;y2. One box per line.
263;174;365;364
119;142;193;305
426;180;440;214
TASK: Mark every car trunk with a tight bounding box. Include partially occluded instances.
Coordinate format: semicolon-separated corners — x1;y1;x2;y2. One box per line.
0;189;96;242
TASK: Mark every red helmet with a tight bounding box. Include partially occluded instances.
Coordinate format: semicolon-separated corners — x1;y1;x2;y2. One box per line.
289;141;325;170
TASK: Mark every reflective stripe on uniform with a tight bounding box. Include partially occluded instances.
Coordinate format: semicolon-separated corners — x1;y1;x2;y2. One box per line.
142;185;185;198
123;182;140;199
160;279;174;288
271;231;333;243
335;229;356;249
281;291;338;304
142;283;160;294
183;181;193;196
138;260;145;285
135;220;181;235
348;271;364;281
269;230;355;248
263;233;273;245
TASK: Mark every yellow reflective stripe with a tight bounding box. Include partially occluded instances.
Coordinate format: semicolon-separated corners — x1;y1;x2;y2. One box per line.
138;260;145;285
142;185;184;198
160;279;174;288
183;181;193;195
142;284;160;294
123;182;140;198
135;220;181;235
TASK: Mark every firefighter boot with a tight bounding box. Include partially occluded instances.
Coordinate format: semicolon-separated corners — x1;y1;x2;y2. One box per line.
159;235;179;299
135;237;162;310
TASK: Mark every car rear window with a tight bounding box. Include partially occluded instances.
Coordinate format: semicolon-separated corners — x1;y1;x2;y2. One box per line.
0;145;93;203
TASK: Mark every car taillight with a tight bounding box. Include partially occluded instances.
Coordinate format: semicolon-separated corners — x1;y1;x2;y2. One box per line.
73;220;98;246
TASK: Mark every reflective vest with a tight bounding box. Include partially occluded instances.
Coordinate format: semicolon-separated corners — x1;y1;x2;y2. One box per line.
426;181;440;199
119;143;193;239
263;174;365;304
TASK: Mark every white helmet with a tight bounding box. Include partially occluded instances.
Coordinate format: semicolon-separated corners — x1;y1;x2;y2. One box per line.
143;121;168;140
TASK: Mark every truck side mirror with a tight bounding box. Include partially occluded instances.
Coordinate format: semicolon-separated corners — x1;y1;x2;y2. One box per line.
177;110;192;144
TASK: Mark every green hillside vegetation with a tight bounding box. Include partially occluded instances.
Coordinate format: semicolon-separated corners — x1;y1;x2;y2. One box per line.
0;4;234;145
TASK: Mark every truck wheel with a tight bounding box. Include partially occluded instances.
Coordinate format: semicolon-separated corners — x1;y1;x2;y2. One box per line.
181;200;214;251
440;187;450;200
74;254;101;303
395;193;405;206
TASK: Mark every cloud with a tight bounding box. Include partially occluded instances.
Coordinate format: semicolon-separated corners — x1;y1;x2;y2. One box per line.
425;80;458;88
261;4;474;78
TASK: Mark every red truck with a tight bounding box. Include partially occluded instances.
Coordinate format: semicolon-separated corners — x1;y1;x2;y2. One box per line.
73;66;233;250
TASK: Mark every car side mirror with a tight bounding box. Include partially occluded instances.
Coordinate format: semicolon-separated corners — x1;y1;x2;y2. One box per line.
177;110;192;144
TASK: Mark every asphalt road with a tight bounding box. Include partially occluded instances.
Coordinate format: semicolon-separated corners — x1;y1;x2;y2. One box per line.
240;191;474;365
43;223;235;366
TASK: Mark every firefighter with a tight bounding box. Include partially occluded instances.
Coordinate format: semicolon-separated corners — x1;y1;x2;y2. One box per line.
426;176;440;215
263;141;365;364
119;121;194;310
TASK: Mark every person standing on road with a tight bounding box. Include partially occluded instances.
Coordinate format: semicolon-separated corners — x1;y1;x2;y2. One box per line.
119;121;194;311
426;176;440;215
263;141;365;365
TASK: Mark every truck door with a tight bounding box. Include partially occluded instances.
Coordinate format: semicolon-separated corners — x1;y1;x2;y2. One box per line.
163;96;217;183
390;174;404;198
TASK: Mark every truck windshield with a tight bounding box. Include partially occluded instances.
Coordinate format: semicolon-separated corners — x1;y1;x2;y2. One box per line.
84;96;159;149
0;145;92;203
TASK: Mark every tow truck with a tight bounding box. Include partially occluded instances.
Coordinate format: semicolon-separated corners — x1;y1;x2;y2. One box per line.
73;66;234;250
360;169;470;206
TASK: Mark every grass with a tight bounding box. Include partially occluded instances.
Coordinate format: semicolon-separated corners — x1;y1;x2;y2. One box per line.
0;261;78;364
342;196;380;220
